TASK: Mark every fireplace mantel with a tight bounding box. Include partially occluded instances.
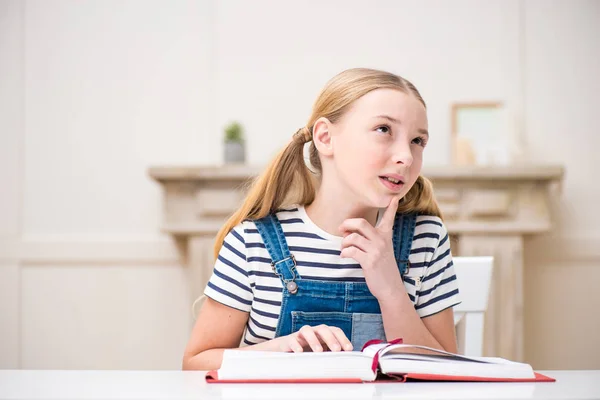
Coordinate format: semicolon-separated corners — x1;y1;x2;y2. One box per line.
149;164;564;362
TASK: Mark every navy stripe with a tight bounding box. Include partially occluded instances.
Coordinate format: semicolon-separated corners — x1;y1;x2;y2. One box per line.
402;277;418;286
416;289;459;310
416;219;442;227
248;270;278;278
408;293;415;302
277;207;299;213
206;281;252;306
247;256;361;270
250;315;276;332
439;233;449;247
247;256;273;264
245;243;342;256
410;247;435;255
217;255;248;277
279;218;303;224
212;268;252;294
418;275;456;296
245;229;324;240
413;232;439;241
290;246;341;255
428;248;451;268
286;232;325;240
231;229;245;245
243;338;257;346
246;324;271;341
244;229;325;240
405;261;428;269
251;306;279;319
254;296;282;307
255;285;282;293
223;241;245;262
423;260;453;282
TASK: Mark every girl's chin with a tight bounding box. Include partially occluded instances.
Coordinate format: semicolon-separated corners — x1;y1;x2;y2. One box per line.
364;194;398;209
375;192;406;207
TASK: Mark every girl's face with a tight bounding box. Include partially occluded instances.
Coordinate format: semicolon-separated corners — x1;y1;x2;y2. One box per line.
329;88;428;208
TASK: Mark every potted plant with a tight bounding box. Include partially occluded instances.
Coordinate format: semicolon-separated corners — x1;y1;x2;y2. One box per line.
223;121;246;164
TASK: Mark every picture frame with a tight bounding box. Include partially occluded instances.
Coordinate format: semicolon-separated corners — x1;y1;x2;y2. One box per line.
451;102;508;166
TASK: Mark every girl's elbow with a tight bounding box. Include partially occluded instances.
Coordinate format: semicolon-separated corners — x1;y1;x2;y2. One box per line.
181;352;200;371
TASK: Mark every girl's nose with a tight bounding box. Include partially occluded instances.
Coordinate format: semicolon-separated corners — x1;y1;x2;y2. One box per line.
391;142;413;167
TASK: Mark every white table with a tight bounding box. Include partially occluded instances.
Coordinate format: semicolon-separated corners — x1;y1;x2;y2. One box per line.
0;370;598;399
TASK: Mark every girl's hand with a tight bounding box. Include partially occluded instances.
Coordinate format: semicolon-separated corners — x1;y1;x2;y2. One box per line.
274;325;353;353
339;195;406;302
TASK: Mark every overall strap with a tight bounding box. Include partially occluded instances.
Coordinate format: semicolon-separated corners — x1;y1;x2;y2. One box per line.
392;213;418;276
253;213;300;293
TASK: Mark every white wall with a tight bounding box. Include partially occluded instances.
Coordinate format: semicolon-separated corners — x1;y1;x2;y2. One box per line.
0;0;598;370
522;0;600;370
214;0;522;167
0;0;24;369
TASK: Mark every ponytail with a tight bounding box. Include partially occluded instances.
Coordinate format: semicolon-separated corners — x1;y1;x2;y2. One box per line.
397;175;442;218
213;128;316;259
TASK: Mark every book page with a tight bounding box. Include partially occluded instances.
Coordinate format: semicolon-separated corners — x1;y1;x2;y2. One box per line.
362;343;535;379
219;350;376;381
377;343;493;363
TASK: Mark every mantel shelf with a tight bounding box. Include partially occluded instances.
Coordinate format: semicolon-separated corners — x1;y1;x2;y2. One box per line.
148;164;565;183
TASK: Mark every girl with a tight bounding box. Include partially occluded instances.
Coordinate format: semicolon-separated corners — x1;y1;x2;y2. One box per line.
182;68;460;371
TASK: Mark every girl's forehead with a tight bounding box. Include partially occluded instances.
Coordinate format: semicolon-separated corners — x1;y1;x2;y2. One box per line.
345;89;427;121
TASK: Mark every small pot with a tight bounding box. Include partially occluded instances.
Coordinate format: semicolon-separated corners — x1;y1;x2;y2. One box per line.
224;141;245;163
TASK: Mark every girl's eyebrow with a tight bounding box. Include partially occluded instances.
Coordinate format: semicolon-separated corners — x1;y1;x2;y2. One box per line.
373;114;401;124
373;114;429;136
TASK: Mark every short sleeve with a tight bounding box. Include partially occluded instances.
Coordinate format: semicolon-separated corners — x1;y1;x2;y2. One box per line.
203;224;253;312
415;221;461;318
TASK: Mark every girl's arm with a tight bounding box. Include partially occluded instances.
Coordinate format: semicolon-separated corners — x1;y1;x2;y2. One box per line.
182;297;249;371
182;298;291;371
182;297;249;370
378;294;457;353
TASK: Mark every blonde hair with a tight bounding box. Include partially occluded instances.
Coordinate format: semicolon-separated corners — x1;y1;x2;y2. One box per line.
214;68;441;259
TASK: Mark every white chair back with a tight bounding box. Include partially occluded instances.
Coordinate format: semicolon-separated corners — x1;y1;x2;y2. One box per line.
452;256;494;357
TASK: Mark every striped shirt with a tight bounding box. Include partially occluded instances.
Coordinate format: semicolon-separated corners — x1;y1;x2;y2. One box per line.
204;205;461;346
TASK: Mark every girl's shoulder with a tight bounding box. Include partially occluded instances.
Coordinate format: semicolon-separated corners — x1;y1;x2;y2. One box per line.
237;205;304;232
413;214;447;236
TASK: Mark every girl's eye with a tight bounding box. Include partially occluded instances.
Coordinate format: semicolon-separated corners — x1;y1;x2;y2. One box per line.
412;137;428;147
376;125;391;134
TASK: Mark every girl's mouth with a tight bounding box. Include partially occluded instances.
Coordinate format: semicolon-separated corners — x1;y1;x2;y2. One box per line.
379;176;404;191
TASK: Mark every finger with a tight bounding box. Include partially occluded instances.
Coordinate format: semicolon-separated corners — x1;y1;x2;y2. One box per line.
298;325;323;352
338;218;377;240
341;232;370;253
314;325;343;352
376;195;402;231
287;336;304;353
329;326;353;351
339;245;366;265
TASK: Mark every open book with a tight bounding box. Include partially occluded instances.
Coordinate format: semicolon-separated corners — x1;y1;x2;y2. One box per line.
205;339;554;383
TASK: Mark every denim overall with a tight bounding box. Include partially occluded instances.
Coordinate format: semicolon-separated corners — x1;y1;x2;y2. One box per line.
254;211;417;350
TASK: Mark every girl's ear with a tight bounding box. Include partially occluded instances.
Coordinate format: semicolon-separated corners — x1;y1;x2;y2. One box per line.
313;117;334;157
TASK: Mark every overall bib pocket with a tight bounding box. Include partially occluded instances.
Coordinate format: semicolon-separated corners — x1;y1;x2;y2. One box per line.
291;311;385;350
